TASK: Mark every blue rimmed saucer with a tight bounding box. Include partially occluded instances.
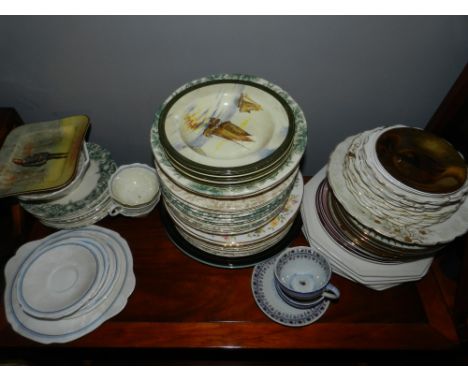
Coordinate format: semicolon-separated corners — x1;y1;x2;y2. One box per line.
251;256;330;327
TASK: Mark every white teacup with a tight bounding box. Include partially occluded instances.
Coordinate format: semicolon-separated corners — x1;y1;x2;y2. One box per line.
274;246;340;304
108;163;160;217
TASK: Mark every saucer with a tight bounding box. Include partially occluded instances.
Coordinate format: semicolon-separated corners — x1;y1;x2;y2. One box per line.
16;239;104;320
251;255;330;327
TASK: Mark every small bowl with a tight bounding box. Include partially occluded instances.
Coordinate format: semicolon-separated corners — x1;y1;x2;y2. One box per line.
109;164;159;207
274;246;340;302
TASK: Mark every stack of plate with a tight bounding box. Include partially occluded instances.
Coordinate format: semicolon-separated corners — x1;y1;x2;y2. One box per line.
19;143;117;229
151;74;308;268
301;126;468;290
4;226;135;344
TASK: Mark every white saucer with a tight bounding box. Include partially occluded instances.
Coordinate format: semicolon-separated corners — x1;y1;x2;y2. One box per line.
16;239;105;320
251;255;330;327
4;226;135;344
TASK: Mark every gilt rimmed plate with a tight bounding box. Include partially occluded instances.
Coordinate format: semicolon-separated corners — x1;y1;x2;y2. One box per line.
157;77;295;177
374;126;467;195
327;136;468;245
151;74;307;199
302;166;434;280
251;256;330;327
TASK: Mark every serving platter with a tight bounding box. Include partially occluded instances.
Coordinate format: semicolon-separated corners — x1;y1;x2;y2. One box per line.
18;142;90;202
0;115;89;198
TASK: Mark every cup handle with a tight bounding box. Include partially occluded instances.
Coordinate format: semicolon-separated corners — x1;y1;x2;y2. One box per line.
323;283;340;300
108;203;122;217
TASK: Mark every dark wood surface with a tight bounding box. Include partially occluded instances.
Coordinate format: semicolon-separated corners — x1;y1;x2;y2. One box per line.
0;201;465;362
1;97;468;363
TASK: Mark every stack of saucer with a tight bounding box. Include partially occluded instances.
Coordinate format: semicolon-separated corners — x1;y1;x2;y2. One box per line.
151;74;307;268
301;126;468;290
19;143;117;229
4;226;135;344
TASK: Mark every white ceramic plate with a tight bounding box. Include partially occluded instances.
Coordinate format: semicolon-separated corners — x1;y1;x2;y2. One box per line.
15;238;106;320
301;167;434;283
4;226;135;344
327;135;468;245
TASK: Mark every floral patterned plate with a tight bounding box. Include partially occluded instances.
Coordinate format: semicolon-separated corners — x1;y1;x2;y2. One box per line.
167;173;303;244
160;203;302;269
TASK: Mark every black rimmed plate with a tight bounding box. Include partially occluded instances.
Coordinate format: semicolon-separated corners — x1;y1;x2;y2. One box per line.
157;76;296;178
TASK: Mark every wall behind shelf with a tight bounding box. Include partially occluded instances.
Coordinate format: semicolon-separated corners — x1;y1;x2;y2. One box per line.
0;16;467;175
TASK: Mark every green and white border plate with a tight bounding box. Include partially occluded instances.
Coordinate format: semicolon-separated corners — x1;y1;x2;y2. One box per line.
151;74;307;199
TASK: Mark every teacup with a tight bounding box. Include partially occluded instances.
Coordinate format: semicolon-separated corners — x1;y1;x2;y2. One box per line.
108;163;160;217
274;281;324;309
274;246;340;303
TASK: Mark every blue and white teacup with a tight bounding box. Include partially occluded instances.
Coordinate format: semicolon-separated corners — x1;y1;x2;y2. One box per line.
274;246;340;305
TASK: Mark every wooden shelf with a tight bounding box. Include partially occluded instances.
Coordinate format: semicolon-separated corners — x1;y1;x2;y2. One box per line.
2;75;468;363
0;206;464;363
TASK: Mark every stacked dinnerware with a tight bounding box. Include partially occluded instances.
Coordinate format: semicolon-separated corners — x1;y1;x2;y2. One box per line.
19;142;117;229
4;226;135;344
301;125;468;290
151;74;308;268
